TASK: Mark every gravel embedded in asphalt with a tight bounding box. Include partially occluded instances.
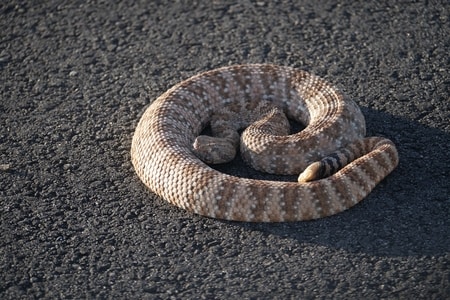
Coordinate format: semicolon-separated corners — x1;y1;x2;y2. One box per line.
1;0;449;298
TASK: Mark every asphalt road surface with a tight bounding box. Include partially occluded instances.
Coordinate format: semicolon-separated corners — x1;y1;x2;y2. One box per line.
1;0;449;299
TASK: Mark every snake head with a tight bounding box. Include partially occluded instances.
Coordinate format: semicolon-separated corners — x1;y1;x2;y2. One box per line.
192;135;237;164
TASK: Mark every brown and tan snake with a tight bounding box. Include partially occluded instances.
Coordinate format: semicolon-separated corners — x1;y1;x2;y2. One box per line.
131;64;398;222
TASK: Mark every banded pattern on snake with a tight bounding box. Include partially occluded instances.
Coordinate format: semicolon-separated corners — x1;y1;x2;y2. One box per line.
131;64;398;222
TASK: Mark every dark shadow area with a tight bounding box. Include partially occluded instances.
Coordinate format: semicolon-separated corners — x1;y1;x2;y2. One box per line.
213;108;449;257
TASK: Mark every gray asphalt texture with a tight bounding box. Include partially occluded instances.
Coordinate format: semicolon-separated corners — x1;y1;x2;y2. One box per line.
1;0;449;299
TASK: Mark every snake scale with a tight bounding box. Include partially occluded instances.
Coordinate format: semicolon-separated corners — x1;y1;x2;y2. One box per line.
131;64;398;222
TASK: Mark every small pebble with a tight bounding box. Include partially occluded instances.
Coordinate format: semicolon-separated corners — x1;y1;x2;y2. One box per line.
0;164;11;171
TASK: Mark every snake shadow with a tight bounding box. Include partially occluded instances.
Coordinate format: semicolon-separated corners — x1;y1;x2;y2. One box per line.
211;108;449;257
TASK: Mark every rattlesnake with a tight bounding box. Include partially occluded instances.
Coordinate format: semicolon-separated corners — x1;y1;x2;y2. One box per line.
131;64;398;222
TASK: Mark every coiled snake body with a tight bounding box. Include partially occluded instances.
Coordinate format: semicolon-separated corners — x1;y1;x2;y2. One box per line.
131;64;398;222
